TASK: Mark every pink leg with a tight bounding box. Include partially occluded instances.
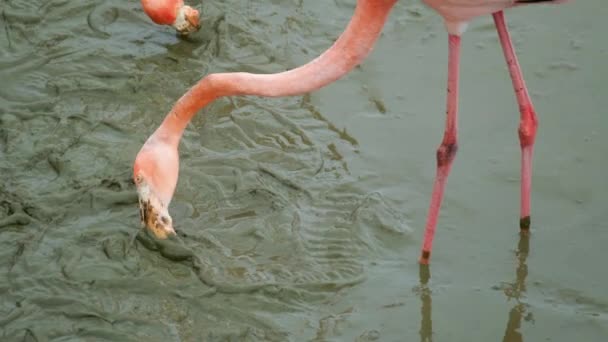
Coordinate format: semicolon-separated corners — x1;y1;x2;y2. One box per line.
493;11;537;233
419;34;461;264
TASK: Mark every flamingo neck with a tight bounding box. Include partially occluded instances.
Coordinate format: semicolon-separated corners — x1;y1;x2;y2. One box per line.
153;0;397;146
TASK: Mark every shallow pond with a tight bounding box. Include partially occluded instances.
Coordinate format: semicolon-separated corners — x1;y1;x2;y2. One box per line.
1;0;606;341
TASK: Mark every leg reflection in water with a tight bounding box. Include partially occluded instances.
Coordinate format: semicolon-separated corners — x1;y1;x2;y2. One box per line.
503;234;532;342
415;235;532;341
417;264;433;341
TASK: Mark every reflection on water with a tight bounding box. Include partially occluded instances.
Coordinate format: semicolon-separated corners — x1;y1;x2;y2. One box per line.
414;235;532;342
418;264;433;342
503;234;531;342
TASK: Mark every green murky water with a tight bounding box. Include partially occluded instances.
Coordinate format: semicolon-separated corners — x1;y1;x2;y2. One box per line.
1;0;607;341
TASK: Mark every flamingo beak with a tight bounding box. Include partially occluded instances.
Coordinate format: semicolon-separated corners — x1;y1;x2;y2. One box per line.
173;5;201;35
135;175;176;239
184;6;200;29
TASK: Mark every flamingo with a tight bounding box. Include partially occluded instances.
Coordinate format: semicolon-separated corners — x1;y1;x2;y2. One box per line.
133;0;568;263
141;0;200;34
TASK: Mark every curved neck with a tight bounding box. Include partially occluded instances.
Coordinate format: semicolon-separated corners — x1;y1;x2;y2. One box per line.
154;0;397;145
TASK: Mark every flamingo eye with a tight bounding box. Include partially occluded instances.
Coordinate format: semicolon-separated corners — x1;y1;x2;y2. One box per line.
160;215;170;225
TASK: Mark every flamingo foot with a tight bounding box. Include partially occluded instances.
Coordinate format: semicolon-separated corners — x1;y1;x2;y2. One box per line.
419;251;431;265
519;216;530;233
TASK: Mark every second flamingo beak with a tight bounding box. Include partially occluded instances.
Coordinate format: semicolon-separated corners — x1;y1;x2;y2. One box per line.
173;5;201;35
135;176;176;239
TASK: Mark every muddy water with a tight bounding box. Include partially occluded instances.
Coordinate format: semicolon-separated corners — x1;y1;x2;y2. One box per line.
1;0;606;341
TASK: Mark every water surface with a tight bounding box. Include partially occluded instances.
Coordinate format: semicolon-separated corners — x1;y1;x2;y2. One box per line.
1;0;607;341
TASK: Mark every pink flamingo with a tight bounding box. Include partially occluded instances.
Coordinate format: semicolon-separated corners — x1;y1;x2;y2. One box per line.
141;0;200;34
134;0;568;263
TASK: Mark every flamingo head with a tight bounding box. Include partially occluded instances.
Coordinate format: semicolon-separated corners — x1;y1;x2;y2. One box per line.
141;0;200;35
133;137;179;239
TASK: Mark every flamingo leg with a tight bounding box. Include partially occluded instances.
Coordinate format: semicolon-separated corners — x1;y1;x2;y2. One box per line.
419;34;461;264
493;11;538;233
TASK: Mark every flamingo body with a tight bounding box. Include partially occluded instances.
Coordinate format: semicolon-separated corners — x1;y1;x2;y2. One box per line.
425;0;562;34
426;0;513;33
134;0;568;264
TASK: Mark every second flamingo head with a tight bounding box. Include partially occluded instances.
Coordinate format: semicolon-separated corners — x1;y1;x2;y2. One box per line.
141;0;200;35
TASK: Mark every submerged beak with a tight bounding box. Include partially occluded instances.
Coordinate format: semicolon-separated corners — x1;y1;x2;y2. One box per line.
135;176;176;239
173;5;201;35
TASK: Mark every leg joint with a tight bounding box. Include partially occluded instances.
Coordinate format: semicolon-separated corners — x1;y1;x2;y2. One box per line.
518;107;538;147
436;142;458;167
